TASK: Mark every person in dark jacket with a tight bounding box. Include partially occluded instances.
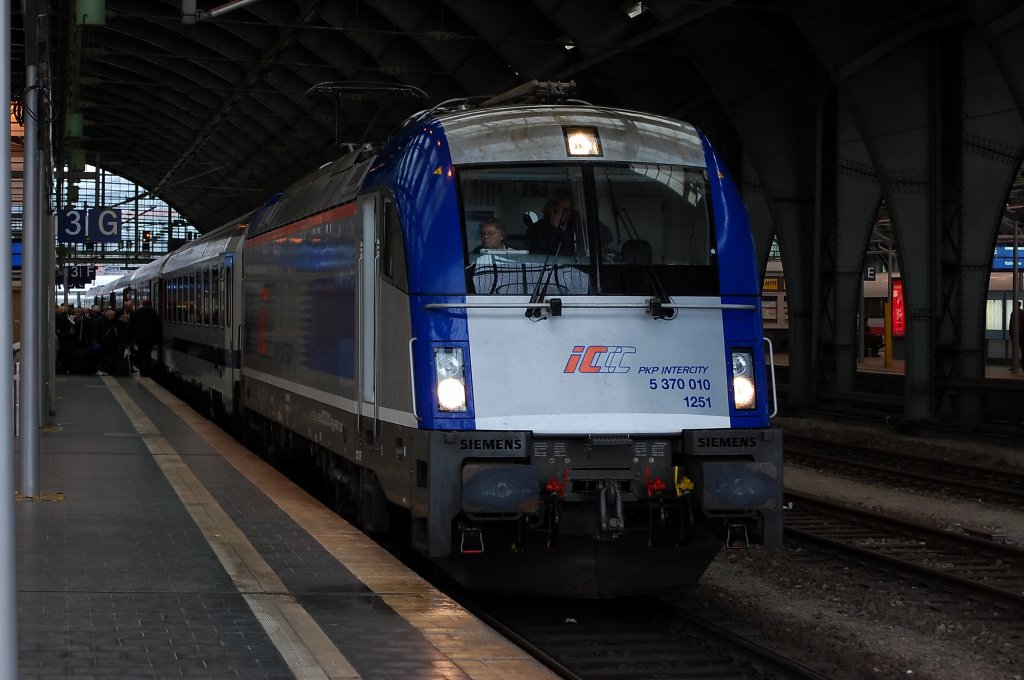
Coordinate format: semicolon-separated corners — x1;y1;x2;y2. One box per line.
130;299;162;377
55;304;73;373
93;309;127;375
526;187;578;255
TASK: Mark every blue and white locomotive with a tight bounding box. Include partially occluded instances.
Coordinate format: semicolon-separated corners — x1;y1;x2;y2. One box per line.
100;84;782;596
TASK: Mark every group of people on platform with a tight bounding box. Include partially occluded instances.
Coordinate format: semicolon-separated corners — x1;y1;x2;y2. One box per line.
54;299;162;377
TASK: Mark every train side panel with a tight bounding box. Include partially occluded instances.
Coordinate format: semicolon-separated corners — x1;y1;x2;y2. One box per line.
158;220;246;415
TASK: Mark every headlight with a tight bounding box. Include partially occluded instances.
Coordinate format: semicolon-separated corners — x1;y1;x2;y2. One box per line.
732;352;750;376
731;349;756;410
434;347;468;412
437;377;467;411
435;350;462;378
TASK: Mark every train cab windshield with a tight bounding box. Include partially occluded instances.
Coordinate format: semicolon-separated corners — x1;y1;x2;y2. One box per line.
460;164;718;296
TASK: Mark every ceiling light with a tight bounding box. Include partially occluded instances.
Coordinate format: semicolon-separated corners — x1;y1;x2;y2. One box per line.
623;1;646;19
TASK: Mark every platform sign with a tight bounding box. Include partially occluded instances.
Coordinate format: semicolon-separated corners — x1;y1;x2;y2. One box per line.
57;264;97;288
864;266;876;281
992;246;1024;271
57;207;122;244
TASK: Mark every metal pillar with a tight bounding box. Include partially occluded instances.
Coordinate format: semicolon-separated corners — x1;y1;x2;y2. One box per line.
1;2;22;674
20;64;40;498
1013;221;1021;374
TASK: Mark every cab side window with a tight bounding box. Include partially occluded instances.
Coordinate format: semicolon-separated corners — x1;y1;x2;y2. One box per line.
381;197;409;292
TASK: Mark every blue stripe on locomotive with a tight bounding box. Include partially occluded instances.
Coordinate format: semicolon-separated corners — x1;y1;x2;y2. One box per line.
362;118;476;430
700;131;770;428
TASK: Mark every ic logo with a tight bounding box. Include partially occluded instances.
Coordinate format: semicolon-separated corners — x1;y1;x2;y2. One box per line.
563;345;636;374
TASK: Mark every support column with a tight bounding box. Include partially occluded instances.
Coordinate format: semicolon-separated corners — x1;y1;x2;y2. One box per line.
20;64;40;498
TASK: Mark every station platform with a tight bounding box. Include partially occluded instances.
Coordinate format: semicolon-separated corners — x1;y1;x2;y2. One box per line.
16;374;555;680
775;352;1024;380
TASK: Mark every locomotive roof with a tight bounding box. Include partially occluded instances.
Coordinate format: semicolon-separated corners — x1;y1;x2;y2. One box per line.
428;105;707;168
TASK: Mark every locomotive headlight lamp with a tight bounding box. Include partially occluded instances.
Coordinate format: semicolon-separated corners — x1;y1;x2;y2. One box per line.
563;126;602;157
731;352;750;376
435;348;462;378
434;347;468;412
437;378;467;412
731;349;756;410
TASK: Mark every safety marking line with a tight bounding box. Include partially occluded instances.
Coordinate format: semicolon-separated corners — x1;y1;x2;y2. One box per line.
102;377;360;680
136;377;557;680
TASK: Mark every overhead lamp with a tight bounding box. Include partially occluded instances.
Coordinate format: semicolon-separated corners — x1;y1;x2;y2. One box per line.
65;112;84;138
623;2;647;19
69;149;86;172
563;126;602;157
76;0;105;25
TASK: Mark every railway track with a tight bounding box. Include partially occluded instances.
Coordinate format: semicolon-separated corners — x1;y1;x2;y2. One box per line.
455;593;830;680
784;491;1024;607
784;433;1024;504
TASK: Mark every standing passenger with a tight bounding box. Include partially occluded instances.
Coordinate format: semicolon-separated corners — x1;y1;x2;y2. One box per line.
131;299;162;377
93;309;120;375
55;304;73;373
1010;300;1023;369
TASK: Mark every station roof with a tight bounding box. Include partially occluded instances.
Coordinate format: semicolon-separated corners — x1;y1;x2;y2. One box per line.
11;1;1023;233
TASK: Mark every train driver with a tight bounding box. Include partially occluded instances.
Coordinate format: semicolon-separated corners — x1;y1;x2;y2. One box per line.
472;218;509;253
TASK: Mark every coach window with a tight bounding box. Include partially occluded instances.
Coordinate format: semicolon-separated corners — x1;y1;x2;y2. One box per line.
203;268;211;325
197;270;204;325
177;276;183;323
381;197;409;292
212;265;221;327
176;277;183;323
189;272;197;324
195;270;202;325
224;263;232;328
166;279;172;322
196;269;202;325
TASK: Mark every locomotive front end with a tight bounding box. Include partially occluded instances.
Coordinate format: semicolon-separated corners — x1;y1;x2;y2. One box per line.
384;104;781;596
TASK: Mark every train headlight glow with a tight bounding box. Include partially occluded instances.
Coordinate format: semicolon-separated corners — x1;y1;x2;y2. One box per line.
563;126;602;157
437;378;467;412
731;349;756;410
434;347;468;412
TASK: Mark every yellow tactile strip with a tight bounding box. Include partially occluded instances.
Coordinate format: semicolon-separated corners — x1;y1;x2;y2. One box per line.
135;377;556;680
103;377;360;680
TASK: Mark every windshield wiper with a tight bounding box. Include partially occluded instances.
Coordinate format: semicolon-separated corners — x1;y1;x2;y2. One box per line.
525;230;566;319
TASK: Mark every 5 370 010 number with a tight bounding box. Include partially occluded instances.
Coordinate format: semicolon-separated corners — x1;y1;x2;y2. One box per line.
648;378;711;391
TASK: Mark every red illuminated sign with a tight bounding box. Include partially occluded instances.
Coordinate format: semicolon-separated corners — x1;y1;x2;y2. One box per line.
891;278;905;337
